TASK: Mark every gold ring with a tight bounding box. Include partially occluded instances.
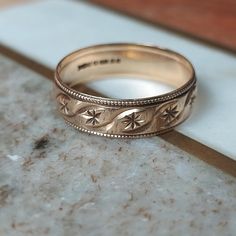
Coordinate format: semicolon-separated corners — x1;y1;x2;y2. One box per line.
54;43;197;138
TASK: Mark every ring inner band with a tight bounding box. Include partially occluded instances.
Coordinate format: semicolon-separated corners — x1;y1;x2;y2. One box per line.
57;44;194;95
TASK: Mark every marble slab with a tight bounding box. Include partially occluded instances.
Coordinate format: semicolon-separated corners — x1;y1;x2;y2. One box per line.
0;0;235;159
1;54;236;236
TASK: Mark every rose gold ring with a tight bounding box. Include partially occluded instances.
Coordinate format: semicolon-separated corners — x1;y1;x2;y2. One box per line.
54;43;197;138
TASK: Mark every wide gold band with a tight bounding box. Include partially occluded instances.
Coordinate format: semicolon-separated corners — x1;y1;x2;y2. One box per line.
54;43;197;138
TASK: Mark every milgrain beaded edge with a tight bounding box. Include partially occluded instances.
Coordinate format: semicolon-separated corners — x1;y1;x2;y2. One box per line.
65;119;181;138
54;74;196;107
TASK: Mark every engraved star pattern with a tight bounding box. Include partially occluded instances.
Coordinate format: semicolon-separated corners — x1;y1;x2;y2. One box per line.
122;113;144;130
57;95;70;115
161;105;178;123
189;95;196;106
85;110;101;125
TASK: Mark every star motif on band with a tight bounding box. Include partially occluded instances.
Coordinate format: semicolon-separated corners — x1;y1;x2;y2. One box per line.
122;113;144;130
161;105;178;123
57;94;70;115
189;95;196;106
85;110;102;125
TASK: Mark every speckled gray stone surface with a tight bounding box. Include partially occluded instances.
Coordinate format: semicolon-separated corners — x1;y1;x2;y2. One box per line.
0;54;236;236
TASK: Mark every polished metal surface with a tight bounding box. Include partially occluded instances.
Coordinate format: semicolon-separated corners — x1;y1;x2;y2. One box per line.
54;43;197;138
